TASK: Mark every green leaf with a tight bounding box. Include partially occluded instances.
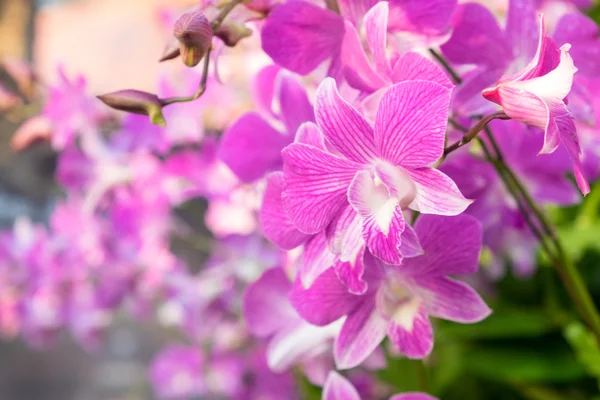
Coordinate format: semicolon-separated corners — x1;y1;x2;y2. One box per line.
463;345;585;383
376;355;422;392
437;309;556;340
564;322;600;387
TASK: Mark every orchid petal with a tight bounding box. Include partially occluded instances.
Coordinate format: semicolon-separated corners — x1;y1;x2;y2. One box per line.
348;170;405;265
554;13;600;77
407;168;472;215
341;21;387;93
334;251;368;295
219;112;289;182
387;0;457;35
406;214;482;276
295;121;326;149
290;268;361;326
261;1;345;75
282;143;361;233
364;2;391;76
441;3;511;69
278;73;315;135
260;172;311;250
506;0;540;64
322;371;361;400
300;232;338;289
375;80;451;167
388;305;433;359
390;393;438;400
390;52;453;88
315;78;377;163
335;296;388;369
415;276;491;323
243;268;295;337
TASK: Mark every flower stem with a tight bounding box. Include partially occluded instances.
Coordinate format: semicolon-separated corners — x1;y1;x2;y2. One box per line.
160;47;213;106
211;0;246;30
447;112;600;339
443;112;509;156
428;48;462;84
483;127;600;339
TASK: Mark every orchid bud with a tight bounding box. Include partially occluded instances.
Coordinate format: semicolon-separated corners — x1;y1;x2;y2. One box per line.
159;39;181;62
97;90;166;127
174;11;213;67
214;20;252;47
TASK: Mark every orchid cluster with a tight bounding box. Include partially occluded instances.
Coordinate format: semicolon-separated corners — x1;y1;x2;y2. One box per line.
2;0;600;398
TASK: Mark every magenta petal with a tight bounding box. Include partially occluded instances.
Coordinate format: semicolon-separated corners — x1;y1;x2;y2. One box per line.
375;81;451;167
261;1;345;75
243;268;295;337
407;168;472;215
282;143;361;233
388;306;433;359
452;66;505;115
364;2;391;76
348;170;405;265
556;110;589;195
399;223;423;258
290;267;361;326
490;87;552;147
342;21;387;93
315;78;377;163
335;296;388;369
278;73;315;135
252;65;280;117
334;250;368;295
323;371;361;400
295;121;326;149
338;0;377;24
408;214;482;275
554;13;600;77
387;0;457;34
390;393;438;400
505;0;539;63
441;3;511;69
300;232;338;289
415;276;491;323
267;319;339;372
326;204;363;258
260;172;311;250
219;112;290;182
390;52;453;88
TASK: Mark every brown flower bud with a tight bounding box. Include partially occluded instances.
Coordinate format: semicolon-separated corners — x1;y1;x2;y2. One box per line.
97;90;166;127
214;20;252;47
174;11;213;67
159;40;181;62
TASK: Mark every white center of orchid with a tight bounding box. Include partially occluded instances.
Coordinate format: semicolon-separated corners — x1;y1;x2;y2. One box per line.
376;272;421;332
373;161;418;209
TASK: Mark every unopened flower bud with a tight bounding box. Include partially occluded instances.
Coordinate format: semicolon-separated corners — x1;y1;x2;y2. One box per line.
97;90;166;127
159;40;181;62
214;20;252;47
174;11;213;67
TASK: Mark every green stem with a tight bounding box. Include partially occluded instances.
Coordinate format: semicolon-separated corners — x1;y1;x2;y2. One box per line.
428;48;462;84
443;112;509;156
160;47;213;106
483;127;600;339
211;0;246;30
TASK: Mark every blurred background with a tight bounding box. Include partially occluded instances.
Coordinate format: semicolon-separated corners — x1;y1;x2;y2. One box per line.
4;1;600;400
0;1;198;399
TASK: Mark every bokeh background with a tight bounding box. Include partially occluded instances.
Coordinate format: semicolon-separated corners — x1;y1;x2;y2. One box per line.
3;1;600;400
0;1;205;399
